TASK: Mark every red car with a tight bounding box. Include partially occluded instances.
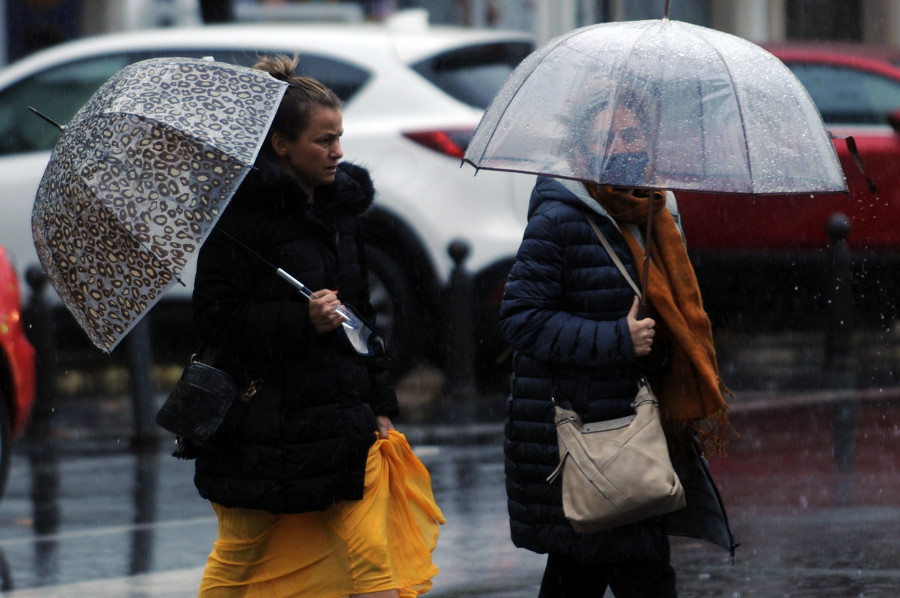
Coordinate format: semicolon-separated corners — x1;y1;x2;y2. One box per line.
677;44;900;324
0;244;36;498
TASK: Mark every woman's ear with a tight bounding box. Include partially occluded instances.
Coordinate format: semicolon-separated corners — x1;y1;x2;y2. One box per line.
270;132;289;157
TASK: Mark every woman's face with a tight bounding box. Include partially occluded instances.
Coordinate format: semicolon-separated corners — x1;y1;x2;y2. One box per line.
272;107;344;191
591;106;647;156
584;105;650;183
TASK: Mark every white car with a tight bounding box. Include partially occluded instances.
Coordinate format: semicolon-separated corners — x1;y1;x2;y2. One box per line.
0;17;535;373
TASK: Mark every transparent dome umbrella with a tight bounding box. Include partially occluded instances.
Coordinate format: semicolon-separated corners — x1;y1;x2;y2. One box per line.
31;57;288;352
463;18;848;312
464;18;846;196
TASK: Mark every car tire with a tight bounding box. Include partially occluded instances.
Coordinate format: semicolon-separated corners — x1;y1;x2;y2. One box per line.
0;388;11;501
365;244;423;377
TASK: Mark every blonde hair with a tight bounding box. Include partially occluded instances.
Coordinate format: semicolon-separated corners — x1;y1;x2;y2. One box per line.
254;55;342;145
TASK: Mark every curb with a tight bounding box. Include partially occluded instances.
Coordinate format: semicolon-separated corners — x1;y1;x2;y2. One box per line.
727;385;900;413
21;385;900;453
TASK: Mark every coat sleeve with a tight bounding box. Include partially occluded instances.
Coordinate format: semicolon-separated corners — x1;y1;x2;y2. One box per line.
499;211;637;368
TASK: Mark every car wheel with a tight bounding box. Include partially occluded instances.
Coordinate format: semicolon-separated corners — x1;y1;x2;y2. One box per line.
0;388;11;501
366;244;423;377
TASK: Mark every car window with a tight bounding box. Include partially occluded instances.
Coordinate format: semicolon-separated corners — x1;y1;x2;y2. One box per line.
787;63;900;125
205;50;370;103
0;55;132;155
0;49;370;156
411;41;533;109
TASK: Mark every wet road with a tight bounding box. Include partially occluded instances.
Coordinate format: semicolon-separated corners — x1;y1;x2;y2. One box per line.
0;388;898;597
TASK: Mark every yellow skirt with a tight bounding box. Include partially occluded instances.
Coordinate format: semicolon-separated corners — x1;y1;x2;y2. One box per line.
198;431;446;598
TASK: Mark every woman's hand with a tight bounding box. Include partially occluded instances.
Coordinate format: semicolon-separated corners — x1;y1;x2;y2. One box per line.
308;288;344;334
375;415;395;439
627;296;655;357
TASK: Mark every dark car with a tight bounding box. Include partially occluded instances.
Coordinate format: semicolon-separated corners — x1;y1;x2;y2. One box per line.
677;43;900;326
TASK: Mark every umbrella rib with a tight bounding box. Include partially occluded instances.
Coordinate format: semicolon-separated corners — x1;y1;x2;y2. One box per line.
96;198;187;287
693;29;755;191
600;22;654;183
89;185;188;287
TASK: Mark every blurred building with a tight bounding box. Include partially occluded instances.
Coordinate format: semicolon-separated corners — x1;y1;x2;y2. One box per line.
425;0;900;45
4;0;900;66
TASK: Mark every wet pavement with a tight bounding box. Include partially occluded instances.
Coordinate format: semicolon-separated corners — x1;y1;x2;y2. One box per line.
0;366;899;596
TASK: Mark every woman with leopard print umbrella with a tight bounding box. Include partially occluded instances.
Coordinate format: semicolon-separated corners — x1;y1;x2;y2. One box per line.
32;54;444;597
189;56;444;597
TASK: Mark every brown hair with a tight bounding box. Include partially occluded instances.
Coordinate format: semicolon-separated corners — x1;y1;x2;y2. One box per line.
254;55;342;146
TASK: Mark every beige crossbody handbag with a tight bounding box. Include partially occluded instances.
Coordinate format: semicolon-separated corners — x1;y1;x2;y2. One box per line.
545;213;686;533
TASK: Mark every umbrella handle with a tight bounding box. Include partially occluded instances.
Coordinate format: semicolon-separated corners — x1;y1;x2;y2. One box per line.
637;290;650;320
276;269;375;355
276;268;358;328
221;234;362;330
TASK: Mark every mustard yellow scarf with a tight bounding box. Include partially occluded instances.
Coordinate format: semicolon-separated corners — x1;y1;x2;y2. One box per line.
586;184;733;453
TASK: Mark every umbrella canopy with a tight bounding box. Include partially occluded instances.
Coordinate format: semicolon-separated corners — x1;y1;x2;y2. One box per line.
32;57;288;352
464;19;847;195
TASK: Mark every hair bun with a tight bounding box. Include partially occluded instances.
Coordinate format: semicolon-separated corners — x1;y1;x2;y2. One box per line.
254;55;298;82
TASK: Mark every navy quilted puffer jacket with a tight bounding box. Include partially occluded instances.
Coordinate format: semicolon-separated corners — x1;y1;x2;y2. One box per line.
499;176;669;563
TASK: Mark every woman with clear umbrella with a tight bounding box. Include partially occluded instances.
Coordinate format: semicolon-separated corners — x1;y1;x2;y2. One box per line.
189;55;444;597
498;83;731;597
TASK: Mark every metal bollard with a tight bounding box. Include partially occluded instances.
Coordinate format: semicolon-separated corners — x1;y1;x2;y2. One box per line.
24;265;57;440
443;239;477;419
824;212;857;474
127;317;158;449
824;213;857;377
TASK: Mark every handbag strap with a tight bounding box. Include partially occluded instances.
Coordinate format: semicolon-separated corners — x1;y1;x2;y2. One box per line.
585;213;642;298
192;344;262;401
551;214;647;414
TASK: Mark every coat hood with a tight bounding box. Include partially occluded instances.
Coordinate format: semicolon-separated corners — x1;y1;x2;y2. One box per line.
528;176;612;222
319;161;377;216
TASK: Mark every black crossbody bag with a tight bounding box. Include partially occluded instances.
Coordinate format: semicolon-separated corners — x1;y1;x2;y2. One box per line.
156;351;261;456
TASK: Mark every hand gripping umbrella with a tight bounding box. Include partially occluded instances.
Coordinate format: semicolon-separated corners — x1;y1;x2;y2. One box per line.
463;18;848;313
32;57;288;352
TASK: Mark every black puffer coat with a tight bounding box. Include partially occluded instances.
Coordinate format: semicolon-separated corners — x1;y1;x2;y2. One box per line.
499;177;669;563
191;155;398;514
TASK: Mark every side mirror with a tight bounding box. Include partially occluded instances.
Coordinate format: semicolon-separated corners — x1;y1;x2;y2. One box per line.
887;108;900;132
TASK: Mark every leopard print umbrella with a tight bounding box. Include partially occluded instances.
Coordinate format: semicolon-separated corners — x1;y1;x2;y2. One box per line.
32;57;287;352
